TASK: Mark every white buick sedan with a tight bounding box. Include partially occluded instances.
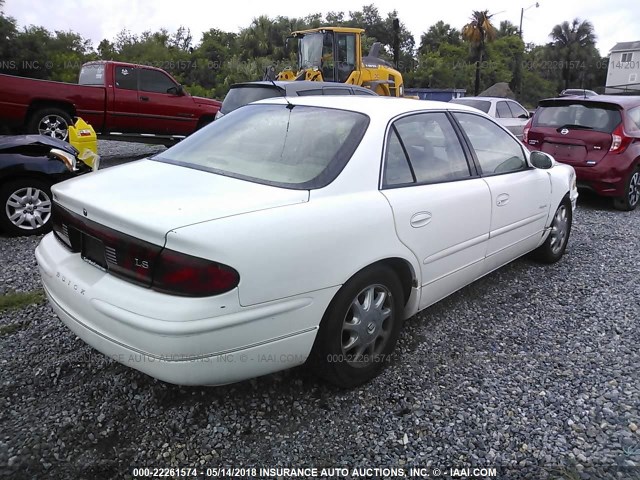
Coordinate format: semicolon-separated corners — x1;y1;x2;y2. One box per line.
36;96;578;387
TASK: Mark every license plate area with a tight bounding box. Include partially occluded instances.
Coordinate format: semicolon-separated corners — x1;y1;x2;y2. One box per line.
81;234;108;271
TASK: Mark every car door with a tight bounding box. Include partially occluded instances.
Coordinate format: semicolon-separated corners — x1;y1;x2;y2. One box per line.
137;68;197;134
452;112;551;274
107;65;140;133
495;100;525;140
506;100;531;140
380;112;492;310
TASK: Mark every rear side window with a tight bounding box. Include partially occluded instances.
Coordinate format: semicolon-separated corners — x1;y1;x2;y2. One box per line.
496;101;512;118
534;103;622;133
626;106;640;132
78;64;105;85
220;86;280;114
322;87;352;95
114;66;138;90
383;112;471;187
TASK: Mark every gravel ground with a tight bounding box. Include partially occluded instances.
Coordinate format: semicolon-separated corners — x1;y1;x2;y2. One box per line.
0;146;639;480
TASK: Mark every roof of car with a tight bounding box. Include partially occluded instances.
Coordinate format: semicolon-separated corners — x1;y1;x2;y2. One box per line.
230;81;377;95
253;95;481;117
539;95;640;108
452;96;519;102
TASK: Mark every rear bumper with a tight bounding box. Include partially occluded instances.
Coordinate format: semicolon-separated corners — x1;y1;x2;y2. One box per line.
571;156;635;198
36;233;337;385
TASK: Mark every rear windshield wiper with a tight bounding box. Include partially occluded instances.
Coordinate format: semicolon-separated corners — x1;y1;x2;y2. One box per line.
556;124;593;131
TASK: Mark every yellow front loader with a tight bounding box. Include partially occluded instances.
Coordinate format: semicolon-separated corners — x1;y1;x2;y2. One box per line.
266;27;404;97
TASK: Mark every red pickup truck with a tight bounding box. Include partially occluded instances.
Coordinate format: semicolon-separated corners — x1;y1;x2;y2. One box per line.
0;61;221;144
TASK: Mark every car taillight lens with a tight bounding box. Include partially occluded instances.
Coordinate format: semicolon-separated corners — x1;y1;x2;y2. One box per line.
523;118;533;144
51;203;239;297
609;123;632;153
152;249;239;297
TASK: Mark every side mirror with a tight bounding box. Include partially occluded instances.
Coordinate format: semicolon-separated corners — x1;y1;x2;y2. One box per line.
530;151;554;169
167;85;185;96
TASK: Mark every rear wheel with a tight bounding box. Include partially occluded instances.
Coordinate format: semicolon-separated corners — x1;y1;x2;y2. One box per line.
27;107;72;141
309;265;404;388
0;178;53;236
531;196;572;264
613;167;640;211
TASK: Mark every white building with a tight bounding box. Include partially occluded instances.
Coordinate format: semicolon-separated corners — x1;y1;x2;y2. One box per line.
605;41;640;94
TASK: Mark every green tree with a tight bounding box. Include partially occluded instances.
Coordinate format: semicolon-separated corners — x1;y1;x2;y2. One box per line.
548;18;597;90
419;21;461;54
462;10;497;95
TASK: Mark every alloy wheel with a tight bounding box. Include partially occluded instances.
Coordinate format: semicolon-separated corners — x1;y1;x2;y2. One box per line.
5;187;52;231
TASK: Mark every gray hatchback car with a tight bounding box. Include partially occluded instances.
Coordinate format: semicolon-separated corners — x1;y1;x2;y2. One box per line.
215;81;377;119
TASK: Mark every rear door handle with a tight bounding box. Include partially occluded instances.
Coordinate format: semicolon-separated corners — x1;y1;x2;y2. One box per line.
496;193;510;207
140;96;149;101
410;211;432;228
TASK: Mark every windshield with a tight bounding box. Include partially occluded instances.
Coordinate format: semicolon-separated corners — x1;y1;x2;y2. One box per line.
298;32;324;69
220;85;282;114
534;103;621;133
78;64;105;86
154;104;369;189
450;99;491;113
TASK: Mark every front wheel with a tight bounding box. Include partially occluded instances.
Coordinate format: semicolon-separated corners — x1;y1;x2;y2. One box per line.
309;265;404;388
531;196;572;264
613;167;639;211
0;179;53;236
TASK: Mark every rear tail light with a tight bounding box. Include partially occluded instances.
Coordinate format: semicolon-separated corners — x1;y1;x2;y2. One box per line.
609;123;632;153
52;204;239;297
153;249;239;297
523;118;533;144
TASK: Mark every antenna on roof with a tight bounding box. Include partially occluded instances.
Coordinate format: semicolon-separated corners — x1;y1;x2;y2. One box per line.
264;66;295;110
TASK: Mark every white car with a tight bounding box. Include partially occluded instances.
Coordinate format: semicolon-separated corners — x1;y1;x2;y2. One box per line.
449;96;531;140
36;96;578;387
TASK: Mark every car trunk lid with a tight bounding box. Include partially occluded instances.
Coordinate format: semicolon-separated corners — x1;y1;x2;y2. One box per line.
51;159;309;246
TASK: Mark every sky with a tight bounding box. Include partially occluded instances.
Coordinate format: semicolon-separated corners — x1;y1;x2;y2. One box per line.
3;0;638;56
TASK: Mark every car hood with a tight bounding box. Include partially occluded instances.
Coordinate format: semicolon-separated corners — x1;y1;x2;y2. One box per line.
0;135;78;155
51;159;309;245
192;96;222;108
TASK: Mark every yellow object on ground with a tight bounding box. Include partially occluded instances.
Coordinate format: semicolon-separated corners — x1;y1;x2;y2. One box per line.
68;118;99;169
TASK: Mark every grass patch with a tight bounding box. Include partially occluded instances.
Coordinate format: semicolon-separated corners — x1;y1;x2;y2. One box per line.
0;321;30;336
0;289;45;313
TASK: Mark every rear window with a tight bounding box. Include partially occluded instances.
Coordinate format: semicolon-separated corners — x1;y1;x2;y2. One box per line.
449;99;491;113
220;86;281;114
154;104;369;189
78;64;105;86
533;102;622;133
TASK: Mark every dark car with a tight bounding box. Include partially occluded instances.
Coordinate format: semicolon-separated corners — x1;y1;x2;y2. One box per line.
0;135;93;236
524;95;640;210
214;81;377;119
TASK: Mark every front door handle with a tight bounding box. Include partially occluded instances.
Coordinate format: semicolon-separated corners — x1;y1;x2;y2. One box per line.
496;193;510;207
140;96;149;101
410;211;432;228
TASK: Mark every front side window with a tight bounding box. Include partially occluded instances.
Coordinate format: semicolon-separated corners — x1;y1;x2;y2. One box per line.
336;33;356;83
507;101;530;119
454;112;527;175
114;66;138;90
139;69;177;94
383;112;471;187
155;104;369;189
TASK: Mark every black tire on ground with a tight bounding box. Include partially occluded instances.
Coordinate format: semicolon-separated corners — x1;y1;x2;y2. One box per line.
309;264;405;388
27;107;72;141
531;195;572;264
612;167;640;211
0;178;53;236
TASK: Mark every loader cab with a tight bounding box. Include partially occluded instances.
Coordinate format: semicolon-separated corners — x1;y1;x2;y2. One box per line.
294;28;362;84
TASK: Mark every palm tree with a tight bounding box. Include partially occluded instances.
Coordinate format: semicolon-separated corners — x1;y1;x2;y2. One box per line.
462;10;497;95
549;19;596;89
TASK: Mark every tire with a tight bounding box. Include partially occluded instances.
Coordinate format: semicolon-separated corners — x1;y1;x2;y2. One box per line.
531;196;572;264
27;107;72;141
0;178;53;236
309;264;404;388
613;167;640;211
